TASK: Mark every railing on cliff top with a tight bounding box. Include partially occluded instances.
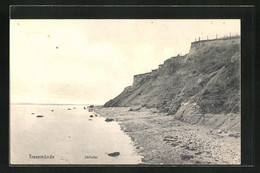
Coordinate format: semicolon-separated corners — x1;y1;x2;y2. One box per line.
193;33;240;43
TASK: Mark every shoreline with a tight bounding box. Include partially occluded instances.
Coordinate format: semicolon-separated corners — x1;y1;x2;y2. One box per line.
94;106;240;164
11;104;142;164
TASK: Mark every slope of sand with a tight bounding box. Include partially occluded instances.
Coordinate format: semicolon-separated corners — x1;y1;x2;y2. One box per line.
94;106;240;165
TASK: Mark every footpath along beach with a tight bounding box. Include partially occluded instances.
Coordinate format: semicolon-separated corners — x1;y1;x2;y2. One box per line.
94;106;241;164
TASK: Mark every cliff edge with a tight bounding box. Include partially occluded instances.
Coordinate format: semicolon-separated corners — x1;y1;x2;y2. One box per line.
104;37;240;130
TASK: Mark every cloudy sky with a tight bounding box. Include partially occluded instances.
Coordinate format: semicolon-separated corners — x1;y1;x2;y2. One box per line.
10;19;240;104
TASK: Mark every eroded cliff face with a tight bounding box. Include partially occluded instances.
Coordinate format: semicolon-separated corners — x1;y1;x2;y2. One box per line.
104;37;240;129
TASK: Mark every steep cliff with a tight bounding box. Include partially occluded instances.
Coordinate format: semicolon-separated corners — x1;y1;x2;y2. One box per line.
104;37;240;128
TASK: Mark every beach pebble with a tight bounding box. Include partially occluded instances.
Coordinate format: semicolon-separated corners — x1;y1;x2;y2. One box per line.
228;133;240;138
217;129;222;134
195;151;203;155
90;115;94;118
105;118;114;122
107;152;120;157
181;154;194;160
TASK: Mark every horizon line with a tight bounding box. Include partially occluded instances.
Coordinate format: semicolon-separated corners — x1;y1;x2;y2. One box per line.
10;102;104;106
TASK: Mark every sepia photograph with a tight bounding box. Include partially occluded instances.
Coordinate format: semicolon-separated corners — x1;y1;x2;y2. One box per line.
10;19;241;165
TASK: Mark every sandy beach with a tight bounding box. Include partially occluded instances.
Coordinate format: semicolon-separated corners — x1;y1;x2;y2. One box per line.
94;106;241;165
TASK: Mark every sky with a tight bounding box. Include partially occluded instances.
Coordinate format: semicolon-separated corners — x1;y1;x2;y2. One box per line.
10;19;240;104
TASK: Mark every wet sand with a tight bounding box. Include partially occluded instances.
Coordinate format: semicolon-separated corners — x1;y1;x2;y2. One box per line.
94;106;241;165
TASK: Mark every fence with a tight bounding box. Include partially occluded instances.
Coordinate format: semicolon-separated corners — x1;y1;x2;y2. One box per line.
194;32;240;42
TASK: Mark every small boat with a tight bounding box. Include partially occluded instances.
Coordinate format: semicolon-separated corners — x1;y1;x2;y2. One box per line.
37;115;44;118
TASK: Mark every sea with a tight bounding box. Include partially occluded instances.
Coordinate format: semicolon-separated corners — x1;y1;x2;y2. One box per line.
10;104;142;165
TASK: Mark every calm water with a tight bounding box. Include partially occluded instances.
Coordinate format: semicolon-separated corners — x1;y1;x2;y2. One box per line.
10;104;142;164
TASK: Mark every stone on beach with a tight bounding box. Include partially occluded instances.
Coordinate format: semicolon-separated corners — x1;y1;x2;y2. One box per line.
228;133;240;138
181;154;194;160
105;118;114;122
217;129;222;134
129;106;142;111
107;152;120;157
90;115;94;118
36;115;44;118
